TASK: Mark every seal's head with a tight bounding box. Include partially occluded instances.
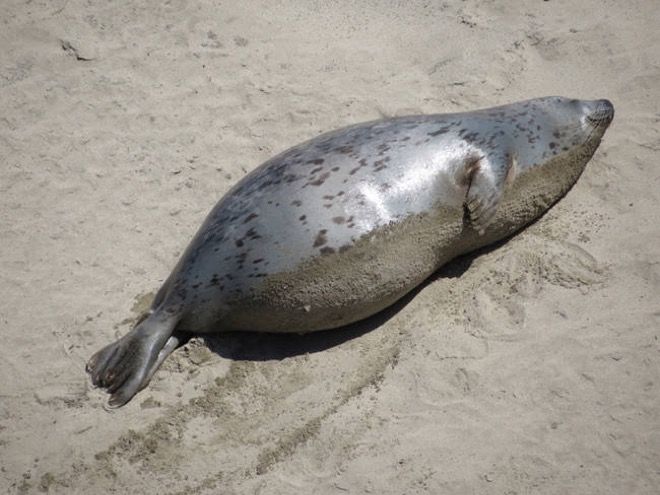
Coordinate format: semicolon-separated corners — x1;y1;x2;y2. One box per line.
513;96;614;172
581;98;615;132
544;96;613;138
473;96;615;234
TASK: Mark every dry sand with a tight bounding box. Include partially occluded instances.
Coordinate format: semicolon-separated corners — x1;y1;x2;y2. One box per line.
1;0;659;493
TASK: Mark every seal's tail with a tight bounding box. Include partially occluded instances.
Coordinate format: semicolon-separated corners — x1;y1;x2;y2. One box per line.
86;310;180;408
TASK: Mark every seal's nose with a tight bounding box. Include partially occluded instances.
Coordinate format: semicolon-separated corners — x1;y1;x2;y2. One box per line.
587;99;614;127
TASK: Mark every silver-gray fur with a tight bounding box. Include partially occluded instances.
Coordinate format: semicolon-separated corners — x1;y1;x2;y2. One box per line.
87;96;614;407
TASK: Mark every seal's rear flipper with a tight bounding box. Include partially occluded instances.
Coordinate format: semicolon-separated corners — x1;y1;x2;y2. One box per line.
86;312;180;408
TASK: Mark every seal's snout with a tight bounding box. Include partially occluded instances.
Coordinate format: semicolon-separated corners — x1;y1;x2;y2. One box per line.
586;99;614;127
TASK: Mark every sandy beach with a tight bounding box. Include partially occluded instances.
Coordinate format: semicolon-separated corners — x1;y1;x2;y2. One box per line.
1;0;659;493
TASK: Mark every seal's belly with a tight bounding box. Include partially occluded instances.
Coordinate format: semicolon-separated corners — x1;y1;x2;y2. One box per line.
176;175;549;334
181;205;467;333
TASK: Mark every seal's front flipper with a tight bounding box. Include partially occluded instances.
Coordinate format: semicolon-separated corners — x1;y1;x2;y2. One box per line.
464;153;513;234
86;312;180;408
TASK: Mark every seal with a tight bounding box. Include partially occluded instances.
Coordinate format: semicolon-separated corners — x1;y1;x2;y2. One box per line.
87;96;614;407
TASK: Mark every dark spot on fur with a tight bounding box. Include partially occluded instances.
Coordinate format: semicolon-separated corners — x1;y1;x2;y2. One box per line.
257;180;273;191
331;166;340;172
332;216;346;224
299;214;307;221
401;136;411;141
235;239;244;248
335;145;353;154
308;158;324;165
319;246;336;255
253;258;264;264
337;190;345;196
349;166;361;175
339;244;352;253
553;130;561;139
549;142;557;149
428;126;451;137
313;229;328;247
323;194;334;200
246;228;261;240
373;159;388;171
243;212;258;223
309;171;331;186
463;131;480;143
310;166;324;175
291;199;302;207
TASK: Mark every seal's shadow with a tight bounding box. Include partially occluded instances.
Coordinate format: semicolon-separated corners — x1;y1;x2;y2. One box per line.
199;239;504;362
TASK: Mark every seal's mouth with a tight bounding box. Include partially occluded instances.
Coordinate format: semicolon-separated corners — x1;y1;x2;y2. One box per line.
586;99;614;128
